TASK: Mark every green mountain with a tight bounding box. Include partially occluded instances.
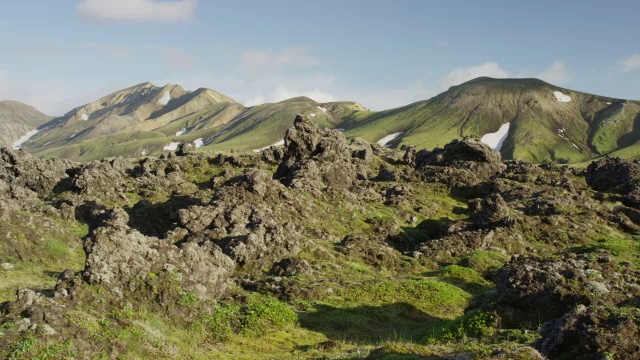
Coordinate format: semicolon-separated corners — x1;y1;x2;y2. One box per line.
343;77;640;163
0;101;52;149
17;78;640;163
24;83;365;161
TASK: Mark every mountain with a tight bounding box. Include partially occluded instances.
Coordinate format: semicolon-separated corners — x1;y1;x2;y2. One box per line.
0;101;52;149
16;78;640;163
24;82;365;161
343;77;640;163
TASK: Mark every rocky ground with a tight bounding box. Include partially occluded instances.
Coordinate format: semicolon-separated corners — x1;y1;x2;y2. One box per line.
0;115;639;359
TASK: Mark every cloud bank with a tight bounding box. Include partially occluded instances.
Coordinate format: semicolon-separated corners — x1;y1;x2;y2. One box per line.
76;0;197;23
619;54;640;73
440;60;571;88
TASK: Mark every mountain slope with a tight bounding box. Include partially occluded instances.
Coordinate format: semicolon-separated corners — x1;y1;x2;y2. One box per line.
17;78;640;164
0;101;52;149
344;77;639;163
25;83;366;161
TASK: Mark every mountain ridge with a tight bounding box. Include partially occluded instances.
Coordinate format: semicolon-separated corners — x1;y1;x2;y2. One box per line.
6;77;640;163
0;100;52;149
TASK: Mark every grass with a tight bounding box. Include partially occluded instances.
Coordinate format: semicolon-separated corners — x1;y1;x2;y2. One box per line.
569;236;640;267
0;212;87;302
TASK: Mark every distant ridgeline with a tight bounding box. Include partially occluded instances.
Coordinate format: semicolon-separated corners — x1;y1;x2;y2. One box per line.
6;77;640;164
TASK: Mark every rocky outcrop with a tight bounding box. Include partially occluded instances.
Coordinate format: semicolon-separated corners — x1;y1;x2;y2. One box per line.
493;252;640;327
535;305;640;360
415;137;506;185
274;115;356;191
337;234;401;268
83;208;235;300
70;158;128;198
586;156;640;193
468;193;511;225
0;147;73;196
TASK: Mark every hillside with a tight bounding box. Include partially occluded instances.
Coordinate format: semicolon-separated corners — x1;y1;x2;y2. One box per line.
1;116;639;359
0;101;52;149
343;77;640;163
24;83;366;161
15;78;640;164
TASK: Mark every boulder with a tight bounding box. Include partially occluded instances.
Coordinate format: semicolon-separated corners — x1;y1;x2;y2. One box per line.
274;115;356;191
586;157;640;193
0;147;73;196
83;208;235;300
493;252;640;327
536;305;640;360
414;138;506;186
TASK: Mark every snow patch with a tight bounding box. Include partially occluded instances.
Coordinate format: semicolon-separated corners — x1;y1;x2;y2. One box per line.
158;91;171;106
175;129;187;136
12;129;39;150
310;113;316;117
193;138;204;148
481;122;510;151
553;91;571;103
572;143;580;150
337;128;345;132
80;114;89;121
377;132;404;147
163;142;180;151
70;133;77;139
557;128;570;141
607;102;612;105
141;149;147;156
317;106;328;113
253;139;285;153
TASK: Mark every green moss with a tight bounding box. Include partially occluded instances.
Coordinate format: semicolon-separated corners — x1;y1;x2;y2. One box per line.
337;279;472;319
463;250;510;275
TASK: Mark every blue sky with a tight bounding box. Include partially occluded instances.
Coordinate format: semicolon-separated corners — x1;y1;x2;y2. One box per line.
0;0;639;115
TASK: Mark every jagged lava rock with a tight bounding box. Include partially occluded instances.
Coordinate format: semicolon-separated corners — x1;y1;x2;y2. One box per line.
586;156;640;192
274;115;356;191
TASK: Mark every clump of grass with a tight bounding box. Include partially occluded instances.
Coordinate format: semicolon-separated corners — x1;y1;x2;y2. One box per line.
426;309;494;343
9;337;36;359
204;295;298;340
177;290;199;307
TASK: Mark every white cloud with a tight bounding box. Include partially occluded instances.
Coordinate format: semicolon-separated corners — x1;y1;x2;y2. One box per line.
518;60;571;85
76;0;197;23
619;54;640;73
439;62;510;88
440;60;572;89
237;48;323;77
531;60;571;85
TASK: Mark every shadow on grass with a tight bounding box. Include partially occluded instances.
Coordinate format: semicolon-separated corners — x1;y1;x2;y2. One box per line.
298;302;447;346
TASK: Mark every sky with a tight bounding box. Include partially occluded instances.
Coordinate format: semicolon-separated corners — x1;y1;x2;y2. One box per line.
0;0;639;115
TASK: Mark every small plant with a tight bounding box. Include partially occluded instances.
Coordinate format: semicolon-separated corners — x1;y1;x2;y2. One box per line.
242;298;297;334
177;290;199;307
206;303;241;340
9;337;36;359
427;310;494;343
